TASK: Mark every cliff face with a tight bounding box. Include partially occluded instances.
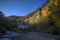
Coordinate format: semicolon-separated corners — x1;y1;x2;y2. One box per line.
24;8;41;24
17;0;60;26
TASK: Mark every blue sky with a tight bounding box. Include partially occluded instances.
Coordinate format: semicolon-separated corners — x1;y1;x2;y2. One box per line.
0;0;47;16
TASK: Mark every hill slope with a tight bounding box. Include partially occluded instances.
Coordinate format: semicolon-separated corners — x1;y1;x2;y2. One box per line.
17;0;60;25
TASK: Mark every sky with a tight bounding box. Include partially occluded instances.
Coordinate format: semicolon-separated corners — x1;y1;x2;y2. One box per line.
0;0;47;16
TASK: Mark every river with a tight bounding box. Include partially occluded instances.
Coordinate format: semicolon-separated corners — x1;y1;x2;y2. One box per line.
0;32;60;40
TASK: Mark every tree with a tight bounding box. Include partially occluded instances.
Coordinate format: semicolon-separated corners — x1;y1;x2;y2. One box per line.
0;11;6;34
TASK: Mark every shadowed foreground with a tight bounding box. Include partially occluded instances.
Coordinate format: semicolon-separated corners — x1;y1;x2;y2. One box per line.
0;32;60;40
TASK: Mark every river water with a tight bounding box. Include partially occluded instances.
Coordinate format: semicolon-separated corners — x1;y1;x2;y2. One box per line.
0;32;60;40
